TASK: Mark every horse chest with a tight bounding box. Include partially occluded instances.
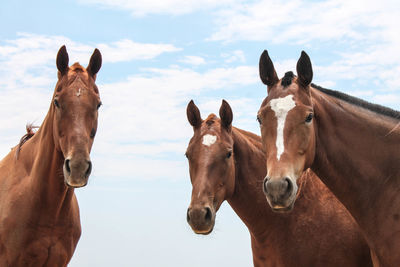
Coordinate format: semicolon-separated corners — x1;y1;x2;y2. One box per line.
1;222;79;266
0;190;80;266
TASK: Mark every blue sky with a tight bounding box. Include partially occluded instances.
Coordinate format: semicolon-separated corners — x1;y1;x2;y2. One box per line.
0;0;399;266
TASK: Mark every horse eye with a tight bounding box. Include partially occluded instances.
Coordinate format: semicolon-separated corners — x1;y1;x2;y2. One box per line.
97;102;102;110
90;128;96;138
53;99;60;108
226;150;232;158
256;115;261;125
305;113;313;123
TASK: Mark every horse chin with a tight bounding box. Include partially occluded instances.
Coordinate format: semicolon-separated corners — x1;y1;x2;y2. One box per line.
64;178;88;188
271;203;295;213
64;173;88;188
267;197;296;213
193;226;214;235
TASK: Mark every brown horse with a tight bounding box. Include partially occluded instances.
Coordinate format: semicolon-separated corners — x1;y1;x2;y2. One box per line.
257;50;400;266
0;46;102;266
186;100;372;266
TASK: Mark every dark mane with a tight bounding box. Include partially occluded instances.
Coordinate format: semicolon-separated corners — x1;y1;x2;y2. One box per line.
281;71;295;87
15;124;38;159
311;83;400;120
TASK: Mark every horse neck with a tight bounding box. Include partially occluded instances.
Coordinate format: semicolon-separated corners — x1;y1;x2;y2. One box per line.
17;106;74;219
311;88;400;229
227;127;279;238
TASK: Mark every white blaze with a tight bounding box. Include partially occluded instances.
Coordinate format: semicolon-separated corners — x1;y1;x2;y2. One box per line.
202;134;217;147
270;95;296;161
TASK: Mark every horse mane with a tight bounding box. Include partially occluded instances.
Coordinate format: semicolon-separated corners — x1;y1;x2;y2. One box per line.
312;83;400;120
281;71;295;87
15;124;38;159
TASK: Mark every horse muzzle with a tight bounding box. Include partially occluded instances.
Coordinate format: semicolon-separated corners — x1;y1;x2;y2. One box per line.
186;205;215;235
263;176;297;212
63;157;92;188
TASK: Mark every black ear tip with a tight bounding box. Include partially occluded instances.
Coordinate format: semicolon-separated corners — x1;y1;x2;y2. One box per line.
220;99;232;112
187;100;198;112
261;50;269;58
88;48;102;76
57;45;69;74
300;51;310;59
93;48;102;57
221;99;231;110
57;45;67;55
219;99;233;128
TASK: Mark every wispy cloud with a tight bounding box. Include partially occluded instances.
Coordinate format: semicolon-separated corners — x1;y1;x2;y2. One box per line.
93;65;258;179
98;39;181;63
208;0;400;108
179;55;206;66
221;50;245;63
78;0;241;16
0;34;259;180
210;0;397;44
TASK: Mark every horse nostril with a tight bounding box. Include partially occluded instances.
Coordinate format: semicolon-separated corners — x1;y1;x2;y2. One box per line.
284;177;293;195
186;208;191;223
65;159;71;174
85;161;92;178
204;207;212;222
263;176;270;193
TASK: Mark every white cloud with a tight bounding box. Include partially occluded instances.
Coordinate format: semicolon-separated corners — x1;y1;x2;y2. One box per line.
0;34;259;180
373;94;400;106
221;50;245;63
210;0;398;44
96;65;257;143
78;0;241;16
0;32;182;155
0;33;179;74
179;55;206;65
68;64;259;180
208;0;400;109
98;39;181;63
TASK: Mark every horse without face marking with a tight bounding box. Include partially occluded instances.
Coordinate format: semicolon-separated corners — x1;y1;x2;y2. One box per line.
269;94;296;160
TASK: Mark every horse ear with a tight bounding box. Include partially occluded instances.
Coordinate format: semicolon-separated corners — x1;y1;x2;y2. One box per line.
87;48;102;79
259;50;279;92
219;99;233;131
56;45;69;76
187;100;202;129
296;51;313;88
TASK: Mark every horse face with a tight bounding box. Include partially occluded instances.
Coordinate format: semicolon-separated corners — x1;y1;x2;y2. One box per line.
257;50;316;212
185;100;235;234
53;46;102;188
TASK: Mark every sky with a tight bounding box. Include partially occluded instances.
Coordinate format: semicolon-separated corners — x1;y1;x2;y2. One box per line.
0;0;399;266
